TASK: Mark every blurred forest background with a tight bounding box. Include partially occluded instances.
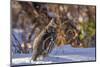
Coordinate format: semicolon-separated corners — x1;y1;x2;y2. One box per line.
11;0;96;54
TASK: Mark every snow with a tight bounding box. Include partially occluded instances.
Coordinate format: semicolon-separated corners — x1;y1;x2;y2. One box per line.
12;45;96;66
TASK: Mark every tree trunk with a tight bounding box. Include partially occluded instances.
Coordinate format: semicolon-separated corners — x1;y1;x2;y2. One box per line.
31;19;55;61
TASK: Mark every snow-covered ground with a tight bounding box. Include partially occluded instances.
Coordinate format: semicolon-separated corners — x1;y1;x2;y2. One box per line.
12;45;96;66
